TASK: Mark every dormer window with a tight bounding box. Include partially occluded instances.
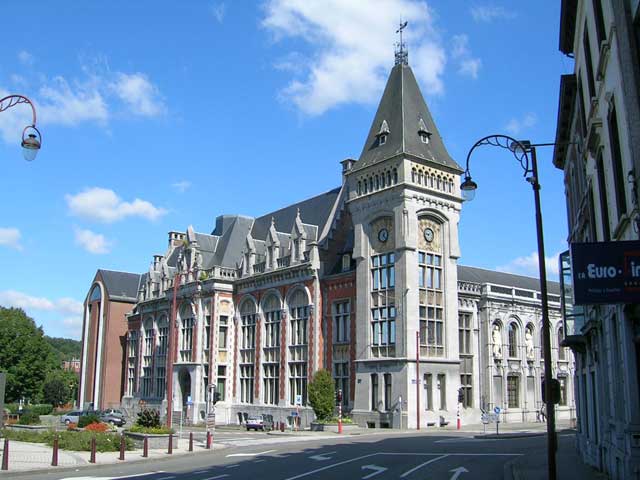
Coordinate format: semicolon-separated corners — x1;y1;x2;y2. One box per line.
342;254;351;272
379;134;387;145
377;119;390;147
418;118;432;144
420;132;429;144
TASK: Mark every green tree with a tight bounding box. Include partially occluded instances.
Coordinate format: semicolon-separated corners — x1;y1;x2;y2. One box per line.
0;307;58;402
43;376;70;407
308;369;335;421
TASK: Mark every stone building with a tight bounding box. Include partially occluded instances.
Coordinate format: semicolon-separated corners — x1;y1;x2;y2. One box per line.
80;50;574;429
554;1;640;478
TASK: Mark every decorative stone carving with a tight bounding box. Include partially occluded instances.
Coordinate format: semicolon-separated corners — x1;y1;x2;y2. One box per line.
370;217;395;252
525;327;535;360
417;218;442;252
492;324;502;358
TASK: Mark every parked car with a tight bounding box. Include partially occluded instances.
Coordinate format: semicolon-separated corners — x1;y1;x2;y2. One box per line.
60;411;88;425
99;408;126;419
246;414;274;431
99;413;126;427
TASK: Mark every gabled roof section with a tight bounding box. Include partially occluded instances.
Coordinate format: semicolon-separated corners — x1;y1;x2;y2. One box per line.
98;269;142;302
354;63;462;173
457;265;561;295
251;187;341;240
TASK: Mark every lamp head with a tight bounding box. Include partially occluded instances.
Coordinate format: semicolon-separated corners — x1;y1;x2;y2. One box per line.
21;125;41;162
460;175;478;202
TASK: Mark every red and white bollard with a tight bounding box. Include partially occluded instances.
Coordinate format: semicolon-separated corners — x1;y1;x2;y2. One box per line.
206;430;212;449
456;404;461;430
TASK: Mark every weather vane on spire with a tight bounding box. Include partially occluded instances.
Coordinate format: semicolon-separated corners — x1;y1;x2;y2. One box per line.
395;20;408;66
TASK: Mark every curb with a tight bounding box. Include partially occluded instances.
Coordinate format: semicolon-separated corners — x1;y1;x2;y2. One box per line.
473;432;546;440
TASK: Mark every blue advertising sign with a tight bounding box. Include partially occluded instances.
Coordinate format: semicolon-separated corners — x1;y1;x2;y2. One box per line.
571;241;640;305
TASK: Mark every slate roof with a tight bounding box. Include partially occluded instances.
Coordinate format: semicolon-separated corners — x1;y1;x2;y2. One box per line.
211;215;254;268
251;187;341;240
354;63;462;173
98;269;142;302
457;265;561;295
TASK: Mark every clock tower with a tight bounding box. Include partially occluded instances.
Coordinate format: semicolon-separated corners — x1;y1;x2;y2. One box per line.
345;47;464;428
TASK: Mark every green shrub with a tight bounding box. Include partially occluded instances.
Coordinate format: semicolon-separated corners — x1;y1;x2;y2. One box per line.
308;369;335;421
135;408;161;428
18;411;41;425
0;428;48;443
31;404;53;415
48;431;133;452
128;424;173;435
5;404;19;414
78;413;100;428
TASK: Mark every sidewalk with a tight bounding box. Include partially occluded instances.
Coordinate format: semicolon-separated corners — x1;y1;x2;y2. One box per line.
0;437;224;474
505;433;608;480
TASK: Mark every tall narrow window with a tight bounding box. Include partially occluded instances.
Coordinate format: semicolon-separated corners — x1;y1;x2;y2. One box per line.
371;373;379;411
508;323;518;358
507;375;520;408
289;289;309;406
425;373;433;410
596;151;611;240
217;365;227;402
437;374;446;410
155;316;168;397
592;0;606;46
239;300;256;404
218;315;228;350
127;331;138;396
142;319;153;397
204;307;211;362
419;251;444;357
559;377;568;406
179;305;194;362
608;103;628;221
333;300;350;343
577;74;588;134
334;362;349;407
583;26;596;98
263;295;281;405
371;252;396;356
384;373;392;411
458;313;472;354
558;327;566;361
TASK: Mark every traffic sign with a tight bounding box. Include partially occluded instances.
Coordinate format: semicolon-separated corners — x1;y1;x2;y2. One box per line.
493;406;501;414
295;394;302;406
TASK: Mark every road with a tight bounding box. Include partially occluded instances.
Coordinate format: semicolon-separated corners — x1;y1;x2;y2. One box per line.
4;429;564;480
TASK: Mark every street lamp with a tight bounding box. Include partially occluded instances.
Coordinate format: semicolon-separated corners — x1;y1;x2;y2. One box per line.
462;134;558;480
0;94;42;161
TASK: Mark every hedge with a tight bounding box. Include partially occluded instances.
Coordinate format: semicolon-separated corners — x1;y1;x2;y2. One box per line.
0;429;134;452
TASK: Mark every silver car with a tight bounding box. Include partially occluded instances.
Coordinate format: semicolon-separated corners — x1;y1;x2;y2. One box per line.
60;410;89;425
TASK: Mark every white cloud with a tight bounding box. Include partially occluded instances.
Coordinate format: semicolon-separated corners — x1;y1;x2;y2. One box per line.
470;5;516;23
111;73;166;117
262;0;446;115
505;112;537;136
66;187;167;223
211;2;226;23
17;50;34;65
39;76;109;126
0;290;83;315
496;250;562;278
74;227;112;254
172;180;191;193
0;227;22;250
451;34;481;79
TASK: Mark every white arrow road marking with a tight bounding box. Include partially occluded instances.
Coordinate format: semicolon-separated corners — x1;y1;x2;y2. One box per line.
309;451;337;461
400;455;449;478
226;449;277;457
361;464;387;479
449;467;469;480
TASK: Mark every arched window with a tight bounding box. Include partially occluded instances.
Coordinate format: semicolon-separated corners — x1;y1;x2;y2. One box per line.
89;284;101;302
412;169;416;183
141;318;154;397
369;177;373;192
155;316;168;397
375;175;380;189
179;304;194;362
357;181;361;195
558;327;566;360
363;179;368;194
263;294;281;404
393;168;398;184
418;171;423;185
239;299;257;403
430;174;435;188
508;323;518;358
288;289;309;406
386;171;391;185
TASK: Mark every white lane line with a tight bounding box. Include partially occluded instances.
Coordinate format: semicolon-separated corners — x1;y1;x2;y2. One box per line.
157;477;177;480
379;452;522;456
203;475;229;480
400;455;449;478
284;453;378;480
253;459;266;463
226;449;277;457
194;470;209;474
225;464;240;469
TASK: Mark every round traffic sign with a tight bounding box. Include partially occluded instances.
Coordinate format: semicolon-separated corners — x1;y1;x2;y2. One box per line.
494;406;501;414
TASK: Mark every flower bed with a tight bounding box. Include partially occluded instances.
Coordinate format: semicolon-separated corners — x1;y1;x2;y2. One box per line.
0;428;134;452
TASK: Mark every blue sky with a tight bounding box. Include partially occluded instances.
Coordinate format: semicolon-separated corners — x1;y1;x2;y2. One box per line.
0;1;573;339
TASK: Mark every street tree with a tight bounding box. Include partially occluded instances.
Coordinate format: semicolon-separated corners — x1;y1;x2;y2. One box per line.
308;369;335;421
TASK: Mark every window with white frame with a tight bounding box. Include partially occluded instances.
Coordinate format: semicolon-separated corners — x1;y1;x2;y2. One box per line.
240;300;257;404
263;295;281;405
437;373;446;410
127;331;138;396
204;304;211;361
180;305;194;362
342;254;351;272
371;252;395;291
142;319;153;397
460;358;473;408
371;305;396;346
419;251;444;356
155;366;165;398
155;316;168;398
508;323;518;358
218;315;228;350
333;300;350;343
424;373;433;410
458;313;472;355
288;289;309;406
217;365;226;402
157;317;168;356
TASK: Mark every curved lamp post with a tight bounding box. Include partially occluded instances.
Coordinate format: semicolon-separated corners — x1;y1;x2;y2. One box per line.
0;94;42;161
462;134;557;480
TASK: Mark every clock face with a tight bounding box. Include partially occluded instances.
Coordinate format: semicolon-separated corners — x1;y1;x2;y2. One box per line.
423;228;434;243
378;228;389;243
